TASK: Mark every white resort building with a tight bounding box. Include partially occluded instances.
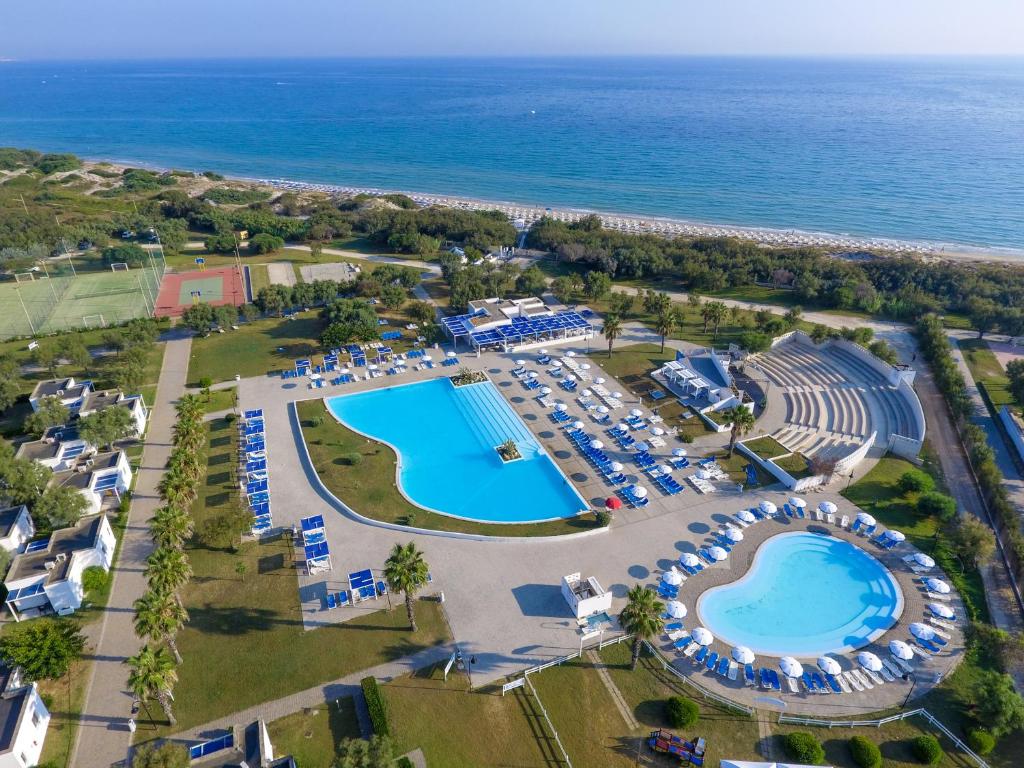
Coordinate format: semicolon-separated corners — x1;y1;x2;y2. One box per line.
0;507;33;556
442;296;594;352
561;572;613;620
3;515;116;621
48;450;133;515
0;667;50;768
654;348;734;406
28;377;92;412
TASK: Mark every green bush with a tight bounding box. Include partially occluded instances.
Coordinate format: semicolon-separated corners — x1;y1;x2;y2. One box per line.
899;469;934;494
395;758;414;768
361;676;390;736
343;452;363;466
848;735;882;768
910;734;943;765
665;696;699;728
81;566;109;596
198;376;214;389
783;732;825;764
595;509;612;527
966;728;996;756
917;491;957;521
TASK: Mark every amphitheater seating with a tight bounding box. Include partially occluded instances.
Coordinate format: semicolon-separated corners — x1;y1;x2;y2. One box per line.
751;340;921;459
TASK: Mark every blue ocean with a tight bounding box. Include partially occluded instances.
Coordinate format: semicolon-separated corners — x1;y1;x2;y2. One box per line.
1;57;1022;249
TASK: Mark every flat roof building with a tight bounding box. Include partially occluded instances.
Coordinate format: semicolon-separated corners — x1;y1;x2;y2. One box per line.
0;666;50;768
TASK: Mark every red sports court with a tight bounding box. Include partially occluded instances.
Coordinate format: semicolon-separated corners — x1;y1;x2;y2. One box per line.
154;266;246;317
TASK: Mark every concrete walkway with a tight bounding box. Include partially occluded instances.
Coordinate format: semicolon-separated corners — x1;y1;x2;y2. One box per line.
164;643;456;746
71;335;193;768
286;244;441;274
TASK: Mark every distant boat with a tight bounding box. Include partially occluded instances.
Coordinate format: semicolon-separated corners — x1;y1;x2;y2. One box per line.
530;110;536;115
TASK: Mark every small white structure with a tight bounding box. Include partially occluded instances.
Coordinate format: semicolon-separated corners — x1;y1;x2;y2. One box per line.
0;507;34;556
654;348;733;405
4;515;116;621
48;450;133;516
561;572;613;620
28;377;93;413
0;666;50;768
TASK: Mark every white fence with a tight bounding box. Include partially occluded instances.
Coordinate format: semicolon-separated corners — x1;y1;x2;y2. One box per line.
778;708;990;768
524;675;573;768
641;641;755;715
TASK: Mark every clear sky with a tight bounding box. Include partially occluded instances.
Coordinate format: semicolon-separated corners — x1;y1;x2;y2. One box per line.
3;0;1023;60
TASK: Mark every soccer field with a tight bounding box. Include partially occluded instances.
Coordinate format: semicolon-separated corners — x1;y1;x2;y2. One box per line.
0;268;161;339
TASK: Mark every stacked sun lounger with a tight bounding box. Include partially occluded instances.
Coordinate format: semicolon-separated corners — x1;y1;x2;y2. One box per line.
654;472;684;495
349;568;381;603
241;409;274;535
301;514;333;577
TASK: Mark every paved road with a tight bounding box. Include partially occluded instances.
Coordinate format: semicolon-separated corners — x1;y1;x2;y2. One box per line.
162;643;456;747
71;335;193;768
286;244;440;274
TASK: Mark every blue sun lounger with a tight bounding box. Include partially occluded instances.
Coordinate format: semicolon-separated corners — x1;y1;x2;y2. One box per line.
324;592;337;610
759;668;771;688
716;656;730;676
768;670;782;690
694;646;708;664
811;672;829;693
801;672;816;692
705;651;719;670
783;503;795;517
825;674;843;693
664;621;684;631
674;636;692;651
658;584;678;599
851;518;863;533
745;664;755;685
918;638;942;653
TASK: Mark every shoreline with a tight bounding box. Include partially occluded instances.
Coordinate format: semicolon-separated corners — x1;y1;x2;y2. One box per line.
86;156;1024;264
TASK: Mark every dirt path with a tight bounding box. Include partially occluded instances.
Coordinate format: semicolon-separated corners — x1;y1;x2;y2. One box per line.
585;650;640;730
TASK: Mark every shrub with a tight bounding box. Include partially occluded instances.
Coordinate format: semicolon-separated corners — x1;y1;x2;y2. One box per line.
308;416;324;428
910;734;943;765
343;452;363;466
848;735;882;768
665;696;699;728
81;566;109;596
198;376;213;389
595;509;612;527
361;676;390;736
917;491;957;522
783;732;825;764
249;233;285;254
966;728;996;756
899;469;934;494
396;758;414;768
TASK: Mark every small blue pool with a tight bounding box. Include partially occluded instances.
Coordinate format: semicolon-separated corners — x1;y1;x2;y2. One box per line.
697;532;903;656
325;378;588;523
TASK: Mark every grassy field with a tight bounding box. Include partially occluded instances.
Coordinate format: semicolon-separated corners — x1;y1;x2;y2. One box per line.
773;451;812;478
959;338;1017;410
385;665;562;768
186;315;324;385
196;386;237;414
596;344;714;441
297;399;602;537
740;435;789;460
265;697;361;767
137;417;449;736
247;264;270;296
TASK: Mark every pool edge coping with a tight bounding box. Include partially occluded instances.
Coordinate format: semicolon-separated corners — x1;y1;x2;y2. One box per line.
290;398;610;542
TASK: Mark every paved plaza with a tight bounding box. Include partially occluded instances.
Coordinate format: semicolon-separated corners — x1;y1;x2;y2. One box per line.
240;342;965;715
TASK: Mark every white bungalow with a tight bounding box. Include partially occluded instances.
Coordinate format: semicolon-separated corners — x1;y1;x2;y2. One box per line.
654;348;733;405
0;507;34;555
48;450;133;516
15;431;92;472
77;389;148;437
0;666;50;768
28;378;93;413
4;515;116;621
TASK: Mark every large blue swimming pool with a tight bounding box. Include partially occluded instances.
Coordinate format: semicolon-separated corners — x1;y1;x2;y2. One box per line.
697;532;903;656
325;378;588;523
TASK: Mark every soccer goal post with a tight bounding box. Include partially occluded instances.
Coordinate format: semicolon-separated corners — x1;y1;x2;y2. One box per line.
82;314;106;329
110;262;130;272
14;272;36;282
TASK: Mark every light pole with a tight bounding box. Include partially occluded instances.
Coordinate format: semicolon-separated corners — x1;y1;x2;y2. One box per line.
902;672;917;708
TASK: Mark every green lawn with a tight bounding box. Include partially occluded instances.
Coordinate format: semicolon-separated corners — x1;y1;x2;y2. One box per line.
959;338;1017;410
385;666;562;768
597;642;763;767
297;399;602;537
186;315;324;385
265;697;361;767
771;719;968;768
740;435;789;460
772;451;813;479
248;264;270;296
597;344;714;441
139;417;449;736
707;447;776;487
196;386;237;414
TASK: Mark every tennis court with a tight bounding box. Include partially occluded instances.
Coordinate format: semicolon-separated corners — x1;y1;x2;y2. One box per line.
155;266;246;318
0;266;162;339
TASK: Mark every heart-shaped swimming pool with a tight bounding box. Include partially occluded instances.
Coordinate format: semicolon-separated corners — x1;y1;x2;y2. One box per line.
697;531;903;656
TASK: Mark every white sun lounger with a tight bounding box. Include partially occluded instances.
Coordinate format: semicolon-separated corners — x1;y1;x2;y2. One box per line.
929;617;955;631
683;643;700;658
912;646;932;660
881;659;903;679
866;668;886;685
837;674;852;693
853;669;874;689
843;671;864;692
925;591;951;602
786;676;799;693
825;512;835;524
878;665;896;682
890;655;914;675
728;661;739;681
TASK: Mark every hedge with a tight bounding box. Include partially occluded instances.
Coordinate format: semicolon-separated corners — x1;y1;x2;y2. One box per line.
360;676;390;737
848;735;882;768
910;734;943;765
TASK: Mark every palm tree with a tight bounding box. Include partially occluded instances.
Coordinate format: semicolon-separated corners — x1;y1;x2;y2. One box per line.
724;406;757;457
383;542;430;631
150;506;194;550
126;645;178;725
133;589;189;664
654;307;678;353
602;314;622;358
145;547;192;605
619;585;664;670
706;301;728;340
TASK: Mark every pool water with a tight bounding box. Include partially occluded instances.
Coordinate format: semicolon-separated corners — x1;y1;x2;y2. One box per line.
697;532;902;656
325;378;588;523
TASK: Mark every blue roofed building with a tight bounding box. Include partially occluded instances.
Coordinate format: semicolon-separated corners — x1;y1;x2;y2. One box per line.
442;296;593;352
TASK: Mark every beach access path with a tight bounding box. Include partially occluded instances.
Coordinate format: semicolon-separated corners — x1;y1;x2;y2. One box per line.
285;244;441;274
70;334;193;768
